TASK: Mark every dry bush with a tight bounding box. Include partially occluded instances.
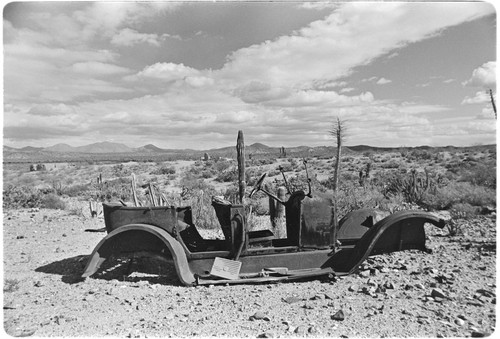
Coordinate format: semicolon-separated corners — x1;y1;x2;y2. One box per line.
41;193;66;210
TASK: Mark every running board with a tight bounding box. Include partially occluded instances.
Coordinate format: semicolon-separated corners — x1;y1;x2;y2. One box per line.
196;267;335;285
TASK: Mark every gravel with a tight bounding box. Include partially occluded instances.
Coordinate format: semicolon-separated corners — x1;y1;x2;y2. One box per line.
3;207;496;337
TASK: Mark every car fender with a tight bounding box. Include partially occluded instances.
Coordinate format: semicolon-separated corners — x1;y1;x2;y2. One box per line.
330;210;445;274
82;223;196;286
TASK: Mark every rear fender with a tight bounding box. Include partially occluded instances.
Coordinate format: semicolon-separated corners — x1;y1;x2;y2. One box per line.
330;210;445;274
82;224;195;286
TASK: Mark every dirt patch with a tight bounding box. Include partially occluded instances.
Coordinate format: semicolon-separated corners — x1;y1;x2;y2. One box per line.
3;207;496;337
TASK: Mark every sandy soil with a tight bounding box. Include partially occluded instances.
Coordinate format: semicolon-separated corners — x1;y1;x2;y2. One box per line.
2;205;496;338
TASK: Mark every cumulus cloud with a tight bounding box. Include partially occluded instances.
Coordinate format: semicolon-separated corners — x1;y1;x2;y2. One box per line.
461;91;490;104
463;61;496;88
132;62;200;81
376;77;392;85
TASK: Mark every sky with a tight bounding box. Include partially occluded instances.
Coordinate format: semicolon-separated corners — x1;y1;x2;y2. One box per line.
3;1;497;149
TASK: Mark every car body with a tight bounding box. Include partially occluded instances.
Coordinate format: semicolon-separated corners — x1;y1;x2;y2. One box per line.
82;186;446;286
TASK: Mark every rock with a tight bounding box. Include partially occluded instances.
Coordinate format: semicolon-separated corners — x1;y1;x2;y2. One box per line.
415;283;425;290
294;326;307;335
310;294;323;300
471;332;489;337
383;281;395;289
455;319;465;326
283;296;302;304
331;310;345;321
308;326;319;334
476;289;495;298
367;279;378;287
348;285;359;292
431;288;447;299
258;332;274;338
249;311;270;321
359;270;370;278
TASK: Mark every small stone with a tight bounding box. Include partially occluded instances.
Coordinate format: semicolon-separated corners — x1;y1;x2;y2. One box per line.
348;285;359;292
308;326;319;334
383;281;395;289
415;283;425;289
258;332;274;338
331;310;345;321
455;319;465;326
250;311;270;321
471;332;488;337
294;326;307;335
359;270;370;278
431;288;447;299
283;296;302;304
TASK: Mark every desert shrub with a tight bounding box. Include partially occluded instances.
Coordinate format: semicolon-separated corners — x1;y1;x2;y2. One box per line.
383;169;441;207
458;162;496;189
215;166;238;183
179;176;221;229
334;182;385;217
279;162;294;173
151;166;176;175
92;178;131;202
379;160;400;169
247;197;269;216
3;185;43;209
409;149;433;161
214;159;233;172
41;193;66;210
421;181;496;210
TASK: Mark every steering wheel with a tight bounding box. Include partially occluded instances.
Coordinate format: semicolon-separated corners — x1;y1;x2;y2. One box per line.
249;173;267;198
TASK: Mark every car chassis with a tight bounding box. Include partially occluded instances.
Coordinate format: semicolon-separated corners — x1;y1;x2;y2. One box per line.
83;160;446;286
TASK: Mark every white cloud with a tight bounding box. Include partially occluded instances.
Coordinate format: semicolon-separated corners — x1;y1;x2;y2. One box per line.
185;76;215;88
463;61;496;88
461;91;490;104
219;2;494;91
111;28;162;47
71;61;131;75
27;103;77;116
376;77;392;85
132;62;200;81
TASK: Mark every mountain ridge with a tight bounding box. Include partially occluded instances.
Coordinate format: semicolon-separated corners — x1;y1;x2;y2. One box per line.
3;141;495;155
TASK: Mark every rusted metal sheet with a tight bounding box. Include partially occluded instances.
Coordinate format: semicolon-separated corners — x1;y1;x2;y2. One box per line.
301;196;334;248
82;223;196;286
328;210;445;274
103;203;178;234
337;209;390;246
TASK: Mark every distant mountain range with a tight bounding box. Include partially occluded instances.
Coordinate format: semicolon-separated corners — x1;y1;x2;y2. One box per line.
3;141;495;163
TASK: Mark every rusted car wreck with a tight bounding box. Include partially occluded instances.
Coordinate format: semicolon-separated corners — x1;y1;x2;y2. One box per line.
82;134;446;286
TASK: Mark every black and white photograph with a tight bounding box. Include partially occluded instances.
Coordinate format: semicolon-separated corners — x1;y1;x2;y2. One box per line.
3;1;496;337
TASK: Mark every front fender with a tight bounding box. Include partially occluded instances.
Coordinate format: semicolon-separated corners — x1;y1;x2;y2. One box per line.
82;224;196;286
330;210;445;274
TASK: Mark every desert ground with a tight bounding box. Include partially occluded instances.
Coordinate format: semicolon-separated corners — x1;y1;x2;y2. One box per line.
3;146;496;337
